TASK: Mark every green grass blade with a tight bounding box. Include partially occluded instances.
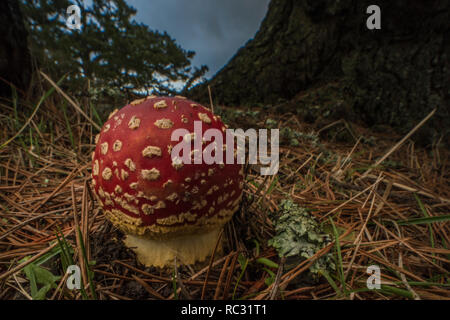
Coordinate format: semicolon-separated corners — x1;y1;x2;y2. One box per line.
56;228;89;299
172;270;178;300
256;257;279;269
34;245;63;267
90;102;103;127
329;217;347;296
77;226;97;299
252;239;260;257
262;268;276;286
397;214;450;225
55;231;71;271
393;281;450;288
380;285;414;299
232;255;249;300
319;269;342;296
349;284;414;299
12;86;19;131
413;194;436;263
61;101;76;151
266;176;279;196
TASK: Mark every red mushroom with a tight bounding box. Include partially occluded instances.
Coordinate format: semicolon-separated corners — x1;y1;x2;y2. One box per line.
91;96;243;267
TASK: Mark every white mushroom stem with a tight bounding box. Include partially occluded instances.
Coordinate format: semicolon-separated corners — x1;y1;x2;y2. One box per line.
124;228;222;268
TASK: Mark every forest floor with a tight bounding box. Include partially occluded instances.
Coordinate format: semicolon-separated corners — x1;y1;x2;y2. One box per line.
0;75;449;300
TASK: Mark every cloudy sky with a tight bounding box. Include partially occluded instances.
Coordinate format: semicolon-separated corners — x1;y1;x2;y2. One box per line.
126;0;271;79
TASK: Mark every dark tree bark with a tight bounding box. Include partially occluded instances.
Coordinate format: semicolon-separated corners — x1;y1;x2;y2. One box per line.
190;0;449;143
0;0;32;98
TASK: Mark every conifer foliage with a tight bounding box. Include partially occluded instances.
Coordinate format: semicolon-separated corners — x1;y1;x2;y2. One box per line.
20;0;207;94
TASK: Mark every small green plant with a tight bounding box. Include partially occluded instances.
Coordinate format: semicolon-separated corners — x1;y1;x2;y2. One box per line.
256;257;279;286
21;257;61;300
268;199;335;276
19;242;67;300
232;253;249;299
232;240;280;299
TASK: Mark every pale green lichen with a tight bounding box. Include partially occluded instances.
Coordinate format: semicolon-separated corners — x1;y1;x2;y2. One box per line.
268;199;335;275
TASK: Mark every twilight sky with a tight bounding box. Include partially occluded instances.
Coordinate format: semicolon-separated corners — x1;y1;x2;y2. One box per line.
126;0;271;79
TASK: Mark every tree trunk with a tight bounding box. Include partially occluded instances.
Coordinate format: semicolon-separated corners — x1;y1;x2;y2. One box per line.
0;0;32;98
190;0;449;144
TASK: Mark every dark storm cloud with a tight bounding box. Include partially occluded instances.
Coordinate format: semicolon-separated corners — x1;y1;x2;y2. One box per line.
126;0;270;78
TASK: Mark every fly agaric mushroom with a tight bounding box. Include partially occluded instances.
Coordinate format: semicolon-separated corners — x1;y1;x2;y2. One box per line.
91;96;243;267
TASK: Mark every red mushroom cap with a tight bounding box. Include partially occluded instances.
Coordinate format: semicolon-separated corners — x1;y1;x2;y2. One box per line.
91;96;243;242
